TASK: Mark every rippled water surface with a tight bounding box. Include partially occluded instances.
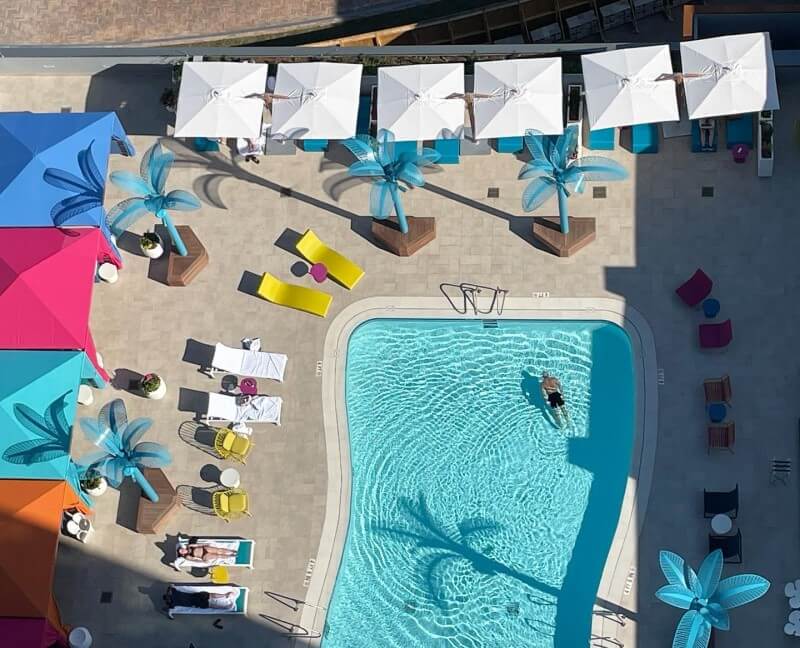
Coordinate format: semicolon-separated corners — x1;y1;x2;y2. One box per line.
323;319;634;648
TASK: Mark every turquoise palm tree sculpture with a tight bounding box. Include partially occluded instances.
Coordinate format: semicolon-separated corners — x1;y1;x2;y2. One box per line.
518;124;628;234
43;141;106;227
341;129;441;235
107;142;200;256
78;399;172;502
656;549;769;648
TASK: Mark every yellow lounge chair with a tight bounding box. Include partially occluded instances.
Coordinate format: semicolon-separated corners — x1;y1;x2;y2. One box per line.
257;272;332;318
214;428;253;464
296;229;365;290
212;488;251;522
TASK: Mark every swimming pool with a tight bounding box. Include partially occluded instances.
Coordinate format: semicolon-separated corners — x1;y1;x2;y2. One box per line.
321;318;635;648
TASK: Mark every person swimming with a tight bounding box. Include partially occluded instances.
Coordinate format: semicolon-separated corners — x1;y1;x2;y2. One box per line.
541;372;569;426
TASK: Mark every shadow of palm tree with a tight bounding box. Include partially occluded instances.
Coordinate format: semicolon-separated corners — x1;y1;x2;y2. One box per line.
2;392;72;466
374;493;559;609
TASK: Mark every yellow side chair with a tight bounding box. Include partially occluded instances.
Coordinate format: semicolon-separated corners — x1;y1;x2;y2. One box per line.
214;428;253;464
212;488;251;523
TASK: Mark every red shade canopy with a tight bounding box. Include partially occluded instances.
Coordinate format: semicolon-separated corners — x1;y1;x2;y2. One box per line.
0;228;112;380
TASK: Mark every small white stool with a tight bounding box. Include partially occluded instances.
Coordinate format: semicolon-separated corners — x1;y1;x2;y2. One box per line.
97;262;118;284
220;468;241;489
77;384;94;406
68;626;93;648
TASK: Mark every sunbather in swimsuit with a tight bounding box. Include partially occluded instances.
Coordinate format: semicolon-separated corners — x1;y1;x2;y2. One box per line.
176;544;237;562
164;587;237;614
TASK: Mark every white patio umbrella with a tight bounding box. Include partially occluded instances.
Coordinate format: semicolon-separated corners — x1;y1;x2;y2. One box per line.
270;62;363;140
174;62;268;139
378;63;465;141
581;45;679;130
680;32;779;119
472;58;563;138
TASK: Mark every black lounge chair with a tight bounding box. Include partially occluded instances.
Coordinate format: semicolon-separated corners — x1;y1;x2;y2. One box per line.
709;529;742;564
704;484;739;519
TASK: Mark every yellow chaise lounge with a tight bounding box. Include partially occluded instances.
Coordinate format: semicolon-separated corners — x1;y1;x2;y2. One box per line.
257;273;332;318
296;229;365;290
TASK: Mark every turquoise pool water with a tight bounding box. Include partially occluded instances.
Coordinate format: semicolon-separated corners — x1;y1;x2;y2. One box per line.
324;319;635;648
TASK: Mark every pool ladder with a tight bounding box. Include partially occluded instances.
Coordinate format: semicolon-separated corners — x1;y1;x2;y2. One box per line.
440;282;508;316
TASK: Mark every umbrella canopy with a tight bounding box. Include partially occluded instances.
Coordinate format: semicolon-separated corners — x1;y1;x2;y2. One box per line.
0;112;132;255
473;58;563;138
680;32;779;119
582;45;679;130
0;350;103;481
175;62;268;139
378;63;465;141
0;617;66;648
0;228;112;381
0;480;72;618
271;62;363;140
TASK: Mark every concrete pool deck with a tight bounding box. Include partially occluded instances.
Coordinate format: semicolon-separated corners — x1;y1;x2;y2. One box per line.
1;65;799;647
303;296;658;646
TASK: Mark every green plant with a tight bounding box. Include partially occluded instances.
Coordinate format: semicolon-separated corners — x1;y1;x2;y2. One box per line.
80;469;103;491
139;232;161;250
140;373;162;394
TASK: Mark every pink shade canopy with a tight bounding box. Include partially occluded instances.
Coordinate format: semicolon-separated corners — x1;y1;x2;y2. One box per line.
0;617;65;648
0;228;112;381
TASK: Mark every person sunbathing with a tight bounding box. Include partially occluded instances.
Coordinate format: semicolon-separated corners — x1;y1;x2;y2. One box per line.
164;587;237;617
541;372;570;427
176;543;237;562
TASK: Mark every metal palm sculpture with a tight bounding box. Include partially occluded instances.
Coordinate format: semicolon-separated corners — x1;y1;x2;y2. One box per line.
78;399;172;502
518;124;628;234
107;142;200;256
43;141;106;228
341;129;441;235
656;549;769;648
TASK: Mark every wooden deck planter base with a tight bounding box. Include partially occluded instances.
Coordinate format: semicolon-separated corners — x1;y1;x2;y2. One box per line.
165;226;208;286
134;468;179;534
371;216;436;256
532;217;596;257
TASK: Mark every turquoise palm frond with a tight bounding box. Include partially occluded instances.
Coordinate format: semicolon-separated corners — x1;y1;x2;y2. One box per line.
341;136;378;163
521;177;556;212
660;551;688;587
697;550;724;599
572;156;629;182
702;602;730;630
655;584;695;610
164;189;201;211
43;141;105;227
674;610;711;648
348;160;384;177
712;574;770;609
110;170;153;197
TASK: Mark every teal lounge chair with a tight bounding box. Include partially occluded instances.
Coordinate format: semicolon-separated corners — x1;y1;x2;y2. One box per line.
433;138;460;164
393;141;418;159
691;120;717;152
495;136;524;153
587;128;615;150
725;114;753;149
356;94;371;137
193;137;220;153
302;140;328;152
631;123;658;154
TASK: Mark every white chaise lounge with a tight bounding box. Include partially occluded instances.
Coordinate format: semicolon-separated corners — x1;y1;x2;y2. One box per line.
172;534;255;571
166;585;249;618
202;393;282;425
206;342;287;382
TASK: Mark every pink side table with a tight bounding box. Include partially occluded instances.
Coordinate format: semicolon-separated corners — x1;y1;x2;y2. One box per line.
239;377;258;396
309;262;328;283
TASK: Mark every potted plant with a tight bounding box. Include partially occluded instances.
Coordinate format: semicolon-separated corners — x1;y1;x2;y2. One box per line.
80;469;107;497
160;87;178;113
140;373;167;400
139;231;164;259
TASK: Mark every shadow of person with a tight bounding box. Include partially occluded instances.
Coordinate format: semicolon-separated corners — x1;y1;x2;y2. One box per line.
155;533;179;567
520;370;558;428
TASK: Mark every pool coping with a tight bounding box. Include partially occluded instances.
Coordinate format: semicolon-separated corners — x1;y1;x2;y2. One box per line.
295;296;658;647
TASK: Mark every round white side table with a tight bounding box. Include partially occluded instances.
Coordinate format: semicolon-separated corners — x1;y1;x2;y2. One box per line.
97;262;118;284
69;626;92;648
711;514;732;535
220;468;241;489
